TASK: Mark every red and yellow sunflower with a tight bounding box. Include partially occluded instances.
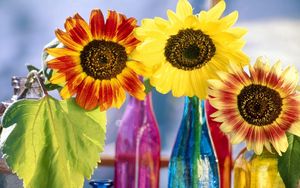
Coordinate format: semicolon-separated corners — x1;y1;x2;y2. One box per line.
208;57;300;155
46;10;147;111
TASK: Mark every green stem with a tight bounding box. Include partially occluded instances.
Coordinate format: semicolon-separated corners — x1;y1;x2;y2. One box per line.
189;96;202;187
34;71;48;96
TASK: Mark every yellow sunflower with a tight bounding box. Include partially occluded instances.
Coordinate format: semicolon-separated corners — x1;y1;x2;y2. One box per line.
208;57;300;155
46;10;147;111
132;0;249;99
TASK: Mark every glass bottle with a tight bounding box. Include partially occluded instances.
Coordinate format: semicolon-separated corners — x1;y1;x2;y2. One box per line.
234;149;285;188
168;97;219;188
205;100;232;188
114;92;161;188
89;180;113;188
0;76;42;188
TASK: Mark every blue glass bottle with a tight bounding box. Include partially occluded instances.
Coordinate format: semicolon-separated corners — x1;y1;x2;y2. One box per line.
89;180;113;188
168;96;219;188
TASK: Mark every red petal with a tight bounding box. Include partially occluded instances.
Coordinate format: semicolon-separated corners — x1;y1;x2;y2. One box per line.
105;10;118;40
47;56;78;69
57;65;82;80
117;17;137;42
99;80;113;111
89;9;105;39
117;68;145;100
84;79;100;110
55;29;82;51
76;77;95;109
73;13;85;21
67;19;88;45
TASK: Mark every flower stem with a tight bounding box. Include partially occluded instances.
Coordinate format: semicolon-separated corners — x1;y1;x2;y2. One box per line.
33;71;48;96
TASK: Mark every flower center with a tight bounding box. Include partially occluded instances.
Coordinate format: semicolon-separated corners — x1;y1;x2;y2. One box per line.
237;84;283;126
164;29;216;70
80;40;127;80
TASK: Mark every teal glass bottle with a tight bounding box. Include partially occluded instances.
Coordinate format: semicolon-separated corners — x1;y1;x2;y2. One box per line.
168;97;219;188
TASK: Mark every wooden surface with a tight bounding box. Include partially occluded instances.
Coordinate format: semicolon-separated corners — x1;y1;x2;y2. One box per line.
98;155;170;168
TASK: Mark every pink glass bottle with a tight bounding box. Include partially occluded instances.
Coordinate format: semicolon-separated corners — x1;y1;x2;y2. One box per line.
114;92;161;188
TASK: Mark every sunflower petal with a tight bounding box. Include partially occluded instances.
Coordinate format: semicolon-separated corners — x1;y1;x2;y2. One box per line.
287;121;300;137
117;68;145;100
99;80;113;111
75;76;95;109
89;9;105;39
206;1;226;20
47;56;79;70
55;29;83;51
105;10;119;40
50;73;66;84
219;11;238;29
110;78;126;108
117;17;137;42
167;10;182;24
46;48;79;57
73;18;93;43
64;17;90;45
84;79;101;110
280;65;298;94
127;60;152;77
60;73;86;99
176;0;193;19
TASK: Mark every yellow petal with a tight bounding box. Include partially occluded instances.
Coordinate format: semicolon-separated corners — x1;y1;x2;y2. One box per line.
135;39;165;53
280;65;298;94
183;15;200;29
167;10;182;24
219;11;238;29
252;141;264;155
126;60;152;77
151;63;174;94
227;27;248;38
50;73;66;84
176;0;193;19
192;68;207;99
206;1;226;21
46;48;79;57
271;135;288;156
288;121;300;137
171;69;185;97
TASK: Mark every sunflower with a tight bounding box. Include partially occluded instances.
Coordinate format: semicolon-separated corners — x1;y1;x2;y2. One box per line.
208;57;300;155
132;0;249;99
46;10;147;111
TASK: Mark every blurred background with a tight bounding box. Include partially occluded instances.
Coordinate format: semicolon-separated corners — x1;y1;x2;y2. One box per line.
0;0;300;187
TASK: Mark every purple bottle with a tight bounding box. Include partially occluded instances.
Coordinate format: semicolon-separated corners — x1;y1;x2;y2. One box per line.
114;93;161;188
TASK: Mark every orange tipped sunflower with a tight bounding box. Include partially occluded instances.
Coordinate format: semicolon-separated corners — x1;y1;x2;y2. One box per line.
46;10;147;111
208;57;300;155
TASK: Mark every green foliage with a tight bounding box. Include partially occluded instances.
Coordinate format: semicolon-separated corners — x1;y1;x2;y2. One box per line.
26;64;40;72
144;78;153;94
278;133;300;188
44;82;62;91
1;96;106;188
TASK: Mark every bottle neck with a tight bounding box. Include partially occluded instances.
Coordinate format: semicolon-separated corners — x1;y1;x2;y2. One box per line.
181;96;211;143
127;92;153;111
183;96;204;122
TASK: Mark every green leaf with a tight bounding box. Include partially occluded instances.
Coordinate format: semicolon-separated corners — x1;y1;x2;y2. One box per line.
278;133;300;188
144;78;153;94
44;68;54;81
26;64;40;72
44;83;62;91
1;96;106;188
